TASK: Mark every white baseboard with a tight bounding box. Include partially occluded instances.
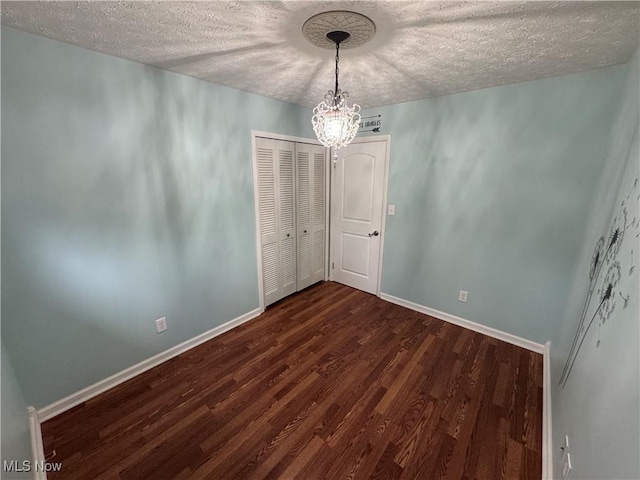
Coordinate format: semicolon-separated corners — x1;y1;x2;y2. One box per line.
379;293;546;354
28;406;47;480
542;341;553;480
37;308;263;422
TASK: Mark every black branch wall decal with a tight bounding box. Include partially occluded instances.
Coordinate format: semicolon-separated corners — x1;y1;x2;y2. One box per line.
559;174;638;388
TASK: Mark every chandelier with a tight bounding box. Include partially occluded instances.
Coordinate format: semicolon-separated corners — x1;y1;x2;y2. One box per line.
311;30;361;160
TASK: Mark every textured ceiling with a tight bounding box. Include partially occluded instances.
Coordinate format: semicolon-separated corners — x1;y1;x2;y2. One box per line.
2;1;639;109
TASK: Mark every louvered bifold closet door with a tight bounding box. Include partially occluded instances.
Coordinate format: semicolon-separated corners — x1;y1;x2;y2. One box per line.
296;143;326;291
256;137;296;306
310;146;326;283
278;142;297;299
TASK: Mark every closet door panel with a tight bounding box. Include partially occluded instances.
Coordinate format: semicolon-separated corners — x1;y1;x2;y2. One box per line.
296;146;313;290
256;141;280;304
297;144;326;290
261;243;279;298
312;230;324;275
278;145;297;297
310;148;326;282
256;137;296;306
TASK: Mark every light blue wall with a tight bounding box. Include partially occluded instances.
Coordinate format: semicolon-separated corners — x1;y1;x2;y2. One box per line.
369;64;627;343
0;63;30;477
550;50;639;480
1;343;32;479
1;27;310;408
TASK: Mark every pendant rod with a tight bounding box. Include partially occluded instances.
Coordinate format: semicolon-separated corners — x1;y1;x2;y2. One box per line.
326;30;351;103
334;41;340;97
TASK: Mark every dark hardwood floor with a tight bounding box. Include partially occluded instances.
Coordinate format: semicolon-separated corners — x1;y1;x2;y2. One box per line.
42;281;542;479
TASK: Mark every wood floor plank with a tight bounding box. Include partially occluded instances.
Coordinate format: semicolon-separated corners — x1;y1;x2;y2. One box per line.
93;405;213;480
278;434;326;479
41;281;542;479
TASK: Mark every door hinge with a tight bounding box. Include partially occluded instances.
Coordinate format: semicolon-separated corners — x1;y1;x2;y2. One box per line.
332;262;334;269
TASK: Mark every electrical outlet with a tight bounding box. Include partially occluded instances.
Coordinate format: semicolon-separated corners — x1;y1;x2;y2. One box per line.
562;453;572;479
458;290;468;302
155;317;167;334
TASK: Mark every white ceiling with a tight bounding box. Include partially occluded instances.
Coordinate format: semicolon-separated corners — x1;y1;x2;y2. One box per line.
2;1;639;109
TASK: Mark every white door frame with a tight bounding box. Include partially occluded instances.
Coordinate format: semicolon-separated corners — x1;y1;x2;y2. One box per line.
329;135;391;297
251;130;329;312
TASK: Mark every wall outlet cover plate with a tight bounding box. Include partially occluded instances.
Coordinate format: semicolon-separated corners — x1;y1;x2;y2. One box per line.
155;317;168;333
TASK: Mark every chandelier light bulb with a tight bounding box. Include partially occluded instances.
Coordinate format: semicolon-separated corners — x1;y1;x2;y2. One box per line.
324;112;343;140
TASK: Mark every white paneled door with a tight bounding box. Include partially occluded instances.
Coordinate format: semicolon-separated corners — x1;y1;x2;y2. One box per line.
331;139;388;295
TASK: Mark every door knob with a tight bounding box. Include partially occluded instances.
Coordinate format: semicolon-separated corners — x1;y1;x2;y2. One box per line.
368;231;379;237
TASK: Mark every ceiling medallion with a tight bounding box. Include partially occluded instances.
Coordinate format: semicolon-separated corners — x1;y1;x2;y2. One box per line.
303;11;376;49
